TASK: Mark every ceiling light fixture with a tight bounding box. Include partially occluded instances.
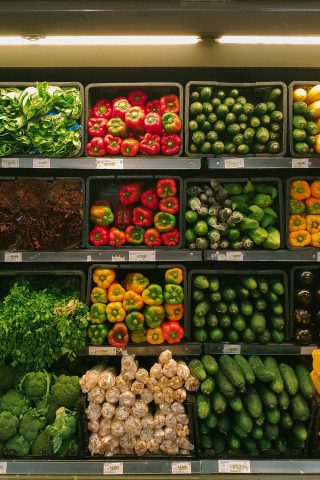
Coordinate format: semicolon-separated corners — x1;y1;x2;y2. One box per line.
217;36;320;45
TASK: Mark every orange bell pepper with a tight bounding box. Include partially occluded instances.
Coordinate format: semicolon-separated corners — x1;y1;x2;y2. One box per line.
90;287;108;304
146;327;165;344
92;268;116;289
106;302;126;323
311;232;320;247
306;215;320;234
289;230;311;247
123;290;144;312
290;180;311;200
306;196;320;214
289;215;306;232
108;283;126;302
311;180;320;199
164;268;183;285
124;272;150;294
164;303;184;321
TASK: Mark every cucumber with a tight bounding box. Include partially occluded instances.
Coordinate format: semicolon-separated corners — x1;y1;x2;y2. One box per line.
295;364;315;399
234;355;255;384
219;354;246;391
189;359;207;381
197;394;211;419
258;385;278;409
263;356;284;393
275;436;288;454
293;422;308;442
216;370;236;398
200;434;213;450
244;387;263;418
255;412;265;426
278;390;290;410
233;424;248;439
217;414;232;434
252;425;264;440
266;407;281;424
228;395;243;412
212;431;227;454
255;127;270;144
280;412;294;430
199;421;210;436
248;355;276;382
206;412;218;429
267;87;282;102
279;363;299;395
228;433;241;450
242;437;258;454
201;377;215;395
211;391;227;414
258;436;272;452
291;393;310;421
264;422;279;440
234;409;254;434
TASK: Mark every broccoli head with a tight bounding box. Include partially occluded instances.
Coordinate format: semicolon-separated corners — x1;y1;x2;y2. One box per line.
0;390;31;417
55;436;79;457
46;407;77;453
42;397;60;424
19;409;46;442
19;371;51;399
51;375;80;408
0;411;19;442
4;434;30;457
0;365;16;391
31;430;53;457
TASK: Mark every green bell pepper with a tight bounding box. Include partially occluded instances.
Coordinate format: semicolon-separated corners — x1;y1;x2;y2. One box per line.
90;303;107;324
289;199;306;215
240;217;259;232
243;180;255;195
125;311;145;331
144;305;166;328
142;284;164;305
154;212;176;232
253;193;273;208
248;227;269;245
248;205;264;222
256;183;278;200
87;324;108;345
130;328;147;343
224;183;242;195
262;227;280;250
164;284;184;304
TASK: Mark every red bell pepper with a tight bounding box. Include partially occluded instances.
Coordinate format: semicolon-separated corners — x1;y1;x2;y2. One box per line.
94;199;111;207
104;134;122;155
160;94;179;114
109;227;126;246
146;100;161;114
144;112;162;134
141;189;159;211
161;134;181;155
125;226;145;245
125;106;145;131
89;225;109;246
139;133;161;156
92;99;112;120
112;96;127;105
161;228;180;246
133;206;153;227
119;182;144;205
161;320;184;344
107;117;129;138
159;196;179;214
121;138;140;157
128;90;148;106
156;178;177;198
144;228;162;246
108;323;129;348
162;112;182;133
112;98;132;120
87;117;108;137
114;203;133;228
86;137;107;157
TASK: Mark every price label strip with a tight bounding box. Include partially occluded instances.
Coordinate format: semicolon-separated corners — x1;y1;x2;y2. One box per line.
33;158;51;168
218;251;243;261
2;158;19;168
103;462;123;475
89;346;116;356
0;462;7;474
223;344;241;354
224;157;245;169
219;460;251;474
171;462;192;474
129;251;156;262
4;252;22;262
292;158;310;168
96;158;124;169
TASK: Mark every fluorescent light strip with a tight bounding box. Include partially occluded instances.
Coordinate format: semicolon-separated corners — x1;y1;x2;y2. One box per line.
0;35;201;46
217;36;320;45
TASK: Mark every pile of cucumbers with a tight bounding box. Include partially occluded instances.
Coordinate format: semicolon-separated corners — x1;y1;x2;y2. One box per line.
190;354;315;456
188;85;284;156
192;274;286;344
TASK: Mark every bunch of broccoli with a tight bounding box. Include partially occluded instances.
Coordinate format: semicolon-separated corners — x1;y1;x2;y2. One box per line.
0;366;81;457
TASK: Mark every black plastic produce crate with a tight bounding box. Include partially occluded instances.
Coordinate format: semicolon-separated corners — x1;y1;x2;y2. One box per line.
185;81;287;158
0;81;85;158
289;81;320;158
85;82;183;157
0;176;85;251
184;176;284;250
310;393;320;457
188;268;290;345
86;175;183;249
87;263;190;342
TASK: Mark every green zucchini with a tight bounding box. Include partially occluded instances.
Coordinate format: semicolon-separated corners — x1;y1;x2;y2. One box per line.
279;363;299;395
219;354;246;391
243;387;263;418
248;355;275;382
233;409;254;434
263;356;284;393
216;370;236;398
258;385;278;409
295;364;315;399
290;393;310;421
234;354;255;384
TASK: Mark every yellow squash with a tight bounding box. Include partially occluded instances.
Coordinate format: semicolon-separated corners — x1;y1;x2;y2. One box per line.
306;84;320;104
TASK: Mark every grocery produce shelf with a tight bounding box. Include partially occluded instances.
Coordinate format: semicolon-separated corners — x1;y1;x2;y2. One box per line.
201;459;320;474
207;157;319;169
0;157;201;170
82;342;202;356
0;250;201;263
204;343;317;356
204;250;320;262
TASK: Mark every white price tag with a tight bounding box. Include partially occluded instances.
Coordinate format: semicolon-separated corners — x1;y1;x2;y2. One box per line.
171;462;192;475
226;251;244;261
129;250;156;262
301;346;317;355
4;252;22;262
89;346;116;356
219;460;251;474
2;158;19;168
223;344;241;354
317;252;320;262
0;462;7;474
33;158;51;168
86;255;92;262
96;158;124;169
111;254;126;262
224;157;244;169
103;462;123;475
292;158;310;168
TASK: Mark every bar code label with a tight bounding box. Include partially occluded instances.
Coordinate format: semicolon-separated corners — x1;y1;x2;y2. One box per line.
111;254;127;262
224;157;244;169
86;255;92;262
4;252;22;262
96;158;124;169
33;158;50;168
219;460;251;473
171;462;192;474
292;158;310;168
0;463;7;474
223;344;241;354
2;158;19;168
103;462;123;474
129;251;156;262
89;347;116;356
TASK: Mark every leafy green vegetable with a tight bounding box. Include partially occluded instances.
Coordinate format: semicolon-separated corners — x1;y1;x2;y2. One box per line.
46;407;76;452
31;430;53;456
19;371;51;400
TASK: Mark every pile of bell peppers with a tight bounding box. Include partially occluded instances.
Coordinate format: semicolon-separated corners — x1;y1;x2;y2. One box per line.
86;90;182;157
87;267;185;347
289;179;320;248
89;178;180;247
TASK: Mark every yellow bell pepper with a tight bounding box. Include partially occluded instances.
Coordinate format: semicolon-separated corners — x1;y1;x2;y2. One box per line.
123;290;144;312
108;283;126;302
124;272;150;294
106;302;126;323
146;327;165;345
93;268;116;289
